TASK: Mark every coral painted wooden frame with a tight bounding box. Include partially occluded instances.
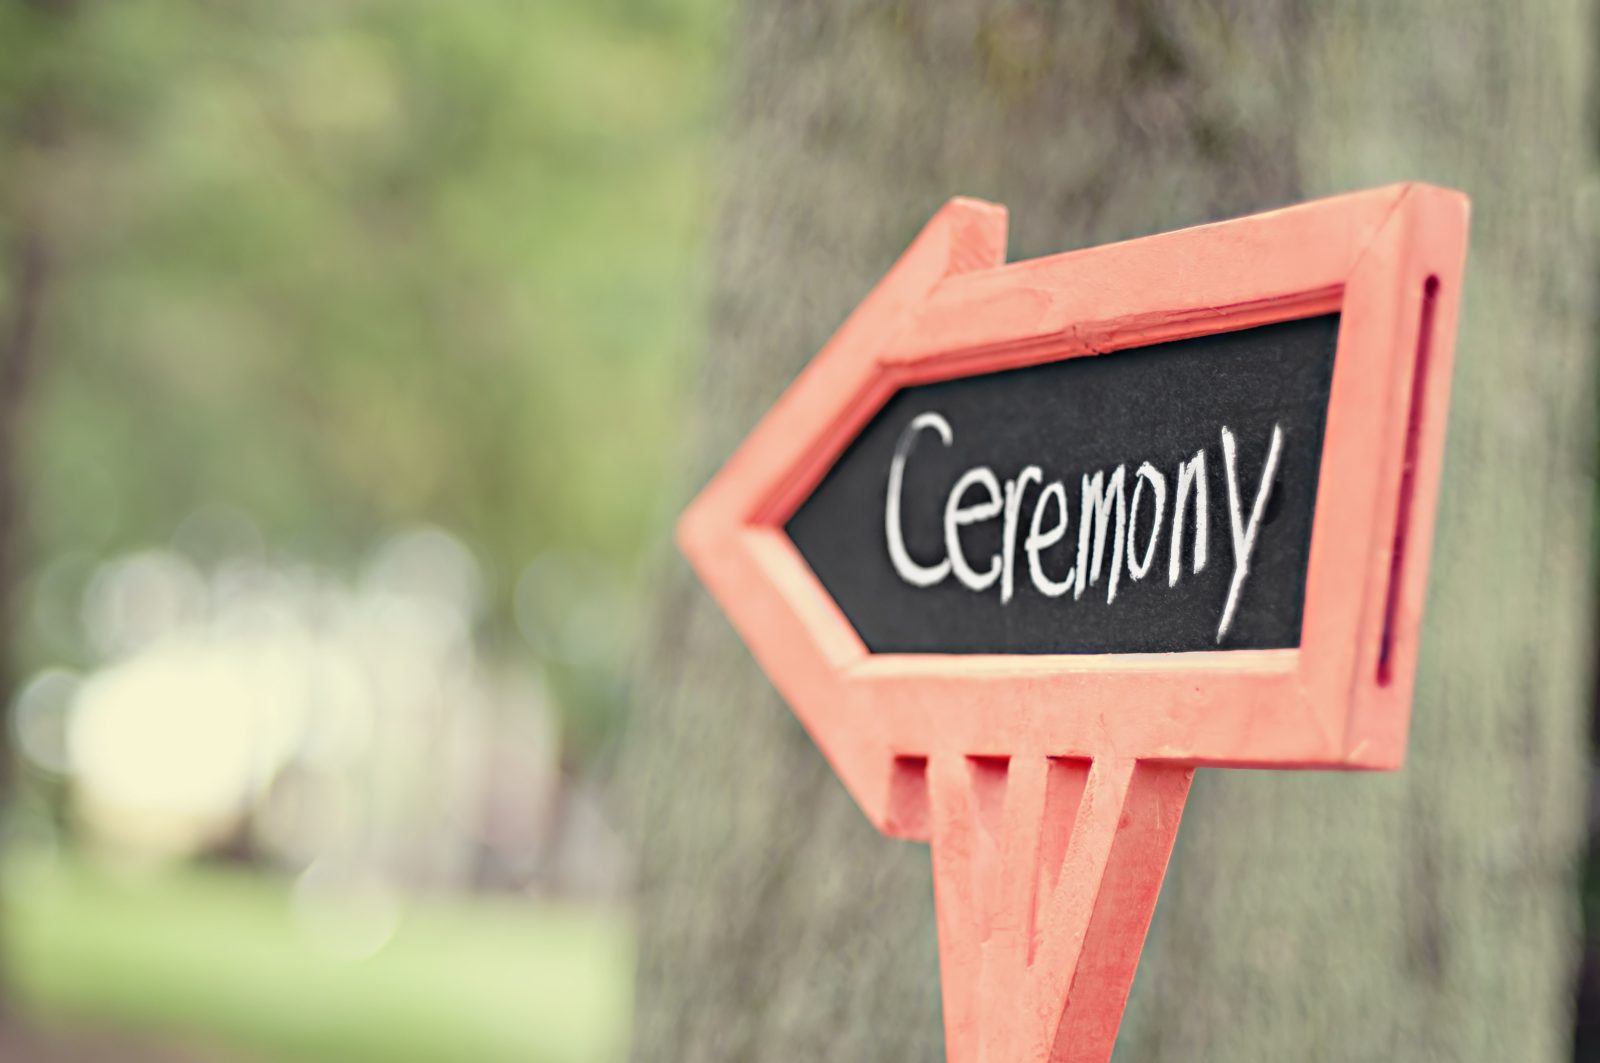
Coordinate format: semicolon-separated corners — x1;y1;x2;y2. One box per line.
678;184;1469;1062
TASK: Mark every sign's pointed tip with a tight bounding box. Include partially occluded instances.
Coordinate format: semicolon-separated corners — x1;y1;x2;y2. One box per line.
925;196;1009;276
941;193;1007;220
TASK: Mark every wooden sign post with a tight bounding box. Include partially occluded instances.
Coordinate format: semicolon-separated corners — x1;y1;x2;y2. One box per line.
678;184;1469;1061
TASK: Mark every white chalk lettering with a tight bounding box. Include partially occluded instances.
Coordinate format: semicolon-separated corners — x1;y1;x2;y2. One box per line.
1076;466;1127;604
1000;466;1043;604
1217;423;1284;642
886;412;953;587
1127;462;1166;581
1025;480;1074;597
945;466;1003;592
879;411;1294;641
1168;449;1208;587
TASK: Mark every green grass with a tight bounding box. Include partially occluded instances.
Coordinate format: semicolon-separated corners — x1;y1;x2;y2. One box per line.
5;852;633;1062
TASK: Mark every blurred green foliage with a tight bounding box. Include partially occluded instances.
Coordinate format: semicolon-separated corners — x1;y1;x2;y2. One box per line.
5;0;726;754
7;848;632;1062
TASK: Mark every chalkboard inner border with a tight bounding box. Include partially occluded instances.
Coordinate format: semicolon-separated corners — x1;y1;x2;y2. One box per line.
783;312;1344;656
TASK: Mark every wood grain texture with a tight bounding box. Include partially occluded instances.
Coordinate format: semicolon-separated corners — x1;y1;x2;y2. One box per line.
627;1;1592;1059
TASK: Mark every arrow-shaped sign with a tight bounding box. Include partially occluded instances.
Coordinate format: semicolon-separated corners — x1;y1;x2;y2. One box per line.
678;184;1469;1061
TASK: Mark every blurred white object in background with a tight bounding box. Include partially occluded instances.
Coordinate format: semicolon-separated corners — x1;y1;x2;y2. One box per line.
10;521;622;911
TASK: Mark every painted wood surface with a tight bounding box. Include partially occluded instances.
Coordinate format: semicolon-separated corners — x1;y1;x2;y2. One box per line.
678;185;1469;1062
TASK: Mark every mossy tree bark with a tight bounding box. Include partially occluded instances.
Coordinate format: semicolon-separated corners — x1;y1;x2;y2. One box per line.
0;0;72;850
0;0;76;1020
628;2;1594;1059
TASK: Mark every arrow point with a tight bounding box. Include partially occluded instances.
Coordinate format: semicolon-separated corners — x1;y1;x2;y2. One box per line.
928;196;1009;277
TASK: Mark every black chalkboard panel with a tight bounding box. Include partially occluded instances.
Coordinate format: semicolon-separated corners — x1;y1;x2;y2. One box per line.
785;314;1341;654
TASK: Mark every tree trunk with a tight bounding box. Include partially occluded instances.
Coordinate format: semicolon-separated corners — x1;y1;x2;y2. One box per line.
0;0;73;1014
628;2;1594;1059
0;206;47;827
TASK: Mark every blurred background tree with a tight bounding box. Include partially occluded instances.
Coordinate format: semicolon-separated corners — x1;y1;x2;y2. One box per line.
0;0;727;1058
1;0;75;891
631;2;1596;1060
10;0;721;756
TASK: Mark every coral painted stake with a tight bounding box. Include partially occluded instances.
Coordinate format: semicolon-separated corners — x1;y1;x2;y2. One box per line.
678;185;1470;1061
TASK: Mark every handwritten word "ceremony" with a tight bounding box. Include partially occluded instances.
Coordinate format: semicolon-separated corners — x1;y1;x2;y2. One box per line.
883;413;1285;642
